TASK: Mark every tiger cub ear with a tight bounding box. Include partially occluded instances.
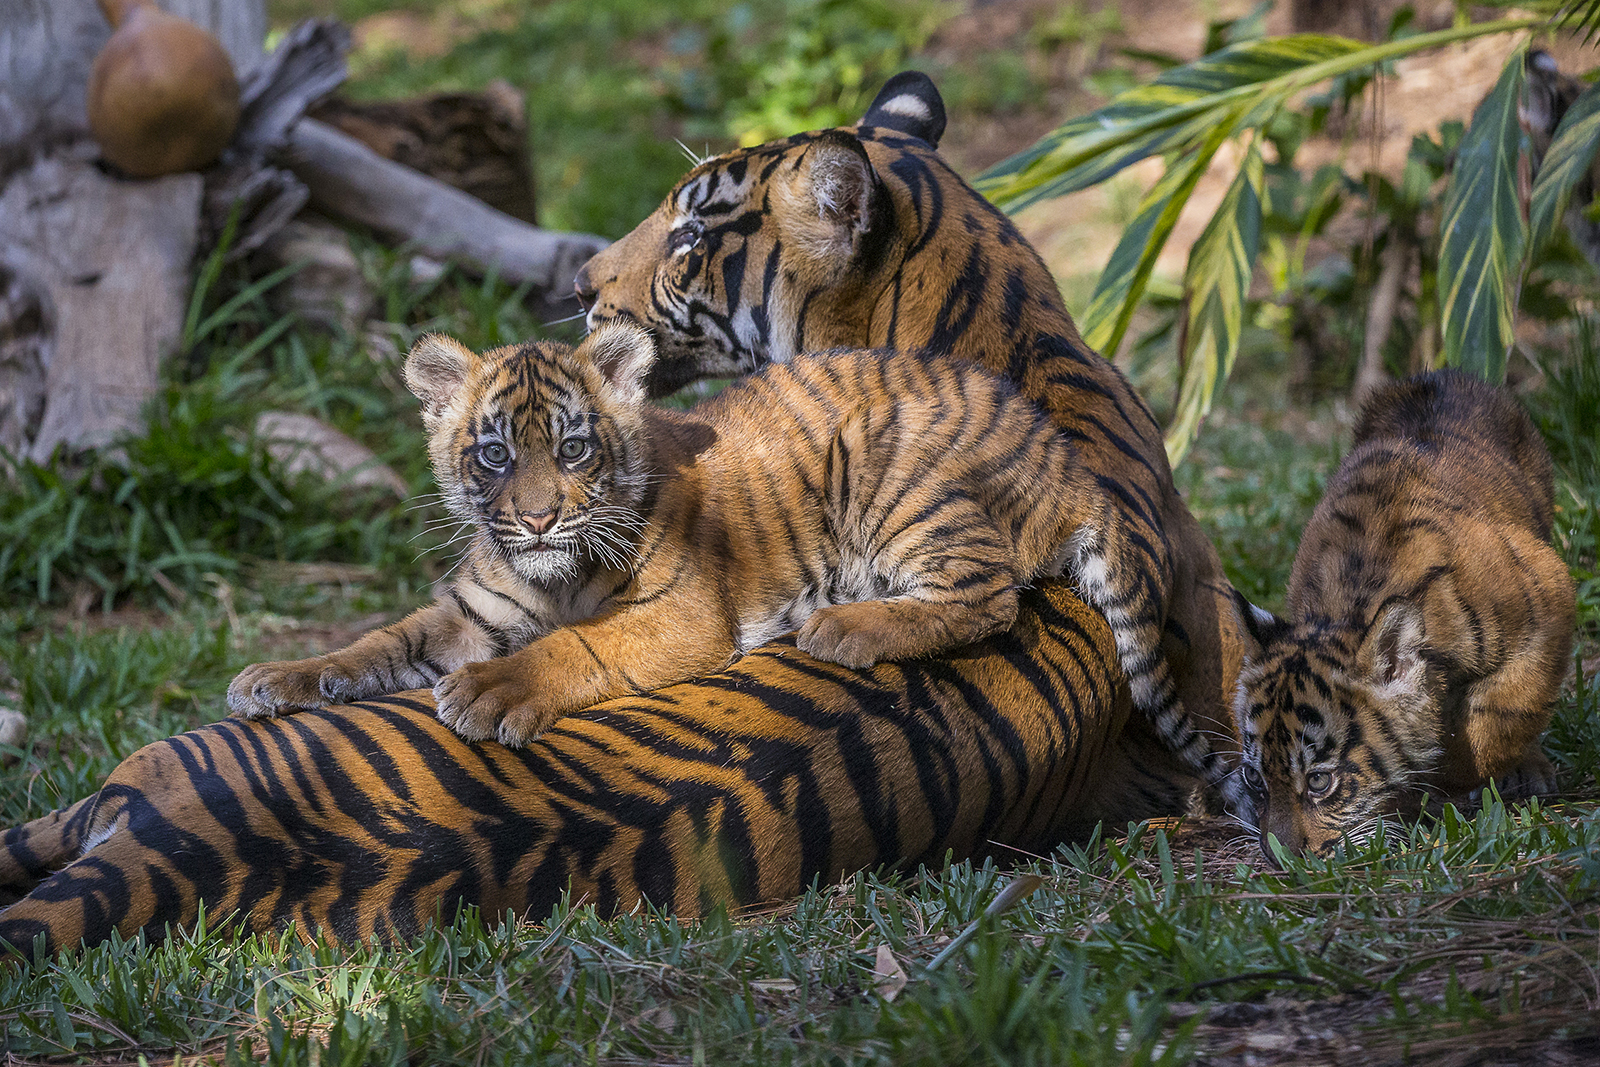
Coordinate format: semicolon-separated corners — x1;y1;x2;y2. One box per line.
1357;600;1428;693
1233;588;1288;662
404;334;476;422
582;322;656;407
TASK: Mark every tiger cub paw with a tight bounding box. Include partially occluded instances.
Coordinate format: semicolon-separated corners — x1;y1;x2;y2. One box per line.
1473;746;1559;805
227;657;358;720
797;602;906;669
434;658;560;748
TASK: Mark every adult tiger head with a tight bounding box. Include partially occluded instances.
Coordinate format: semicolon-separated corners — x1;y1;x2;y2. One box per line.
573;71;1078;395
1233;602;1444;861
404;328;657;584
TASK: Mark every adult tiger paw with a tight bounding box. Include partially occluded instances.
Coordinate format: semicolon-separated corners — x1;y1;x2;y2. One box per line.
434;657;561;748
226;657;358;720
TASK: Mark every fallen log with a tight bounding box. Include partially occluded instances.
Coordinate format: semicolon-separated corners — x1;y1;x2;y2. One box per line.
281;118;605;317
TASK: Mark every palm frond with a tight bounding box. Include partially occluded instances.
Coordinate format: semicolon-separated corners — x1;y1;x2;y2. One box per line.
1530;77;1600;253
975;20;1540;213
1438;45;1529;381
1080;121;1238;358
1167;140;1266;464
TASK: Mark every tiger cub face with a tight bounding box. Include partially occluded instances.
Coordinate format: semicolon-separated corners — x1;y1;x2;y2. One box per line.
403;329;657;585
1233;604;1443;859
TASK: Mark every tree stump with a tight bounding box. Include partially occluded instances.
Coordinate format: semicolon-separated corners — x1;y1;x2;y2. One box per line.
0;148;202;461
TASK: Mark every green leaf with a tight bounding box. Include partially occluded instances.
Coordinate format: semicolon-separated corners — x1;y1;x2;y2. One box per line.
1080;116;1239;357
1167;140;1266;464
974;20;1540;213
1438;45;1529;382
1529;76;1600;254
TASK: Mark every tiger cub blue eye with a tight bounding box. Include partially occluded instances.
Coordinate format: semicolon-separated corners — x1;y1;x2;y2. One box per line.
559;437;589;461
1305;771;1333;796
479;442;510;467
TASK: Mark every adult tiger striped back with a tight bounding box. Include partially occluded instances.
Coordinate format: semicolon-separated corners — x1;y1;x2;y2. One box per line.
0;73;1242;957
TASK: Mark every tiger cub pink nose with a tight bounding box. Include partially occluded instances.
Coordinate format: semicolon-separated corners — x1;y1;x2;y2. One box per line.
519;510;558;534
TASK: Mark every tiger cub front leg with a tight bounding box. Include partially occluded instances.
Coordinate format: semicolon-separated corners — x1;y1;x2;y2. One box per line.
227;600;499;720
798;497;1021;669
436;594;733;747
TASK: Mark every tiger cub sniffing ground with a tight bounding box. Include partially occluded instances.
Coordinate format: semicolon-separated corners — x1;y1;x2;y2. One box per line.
230;321;1096;746
1234;370;1575;859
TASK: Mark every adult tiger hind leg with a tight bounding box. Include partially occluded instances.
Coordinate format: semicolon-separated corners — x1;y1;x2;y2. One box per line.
1;581;1129;960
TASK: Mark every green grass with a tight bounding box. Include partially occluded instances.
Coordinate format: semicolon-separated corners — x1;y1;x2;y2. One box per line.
2;332;1595;1062
1;799;1597;1063
2;7;1598;1061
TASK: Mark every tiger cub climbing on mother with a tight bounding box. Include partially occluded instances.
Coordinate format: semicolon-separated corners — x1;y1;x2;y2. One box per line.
231;323;1096;746
231;71;1244;789
1234;371;1575;859
575;71;1245;803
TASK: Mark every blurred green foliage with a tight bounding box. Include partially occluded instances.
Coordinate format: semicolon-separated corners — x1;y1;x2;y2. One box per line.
304;0;952;237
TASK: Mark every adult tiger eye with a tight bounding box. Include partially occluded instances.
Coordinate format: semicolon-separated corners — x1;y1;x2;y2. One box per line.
669;220;703;254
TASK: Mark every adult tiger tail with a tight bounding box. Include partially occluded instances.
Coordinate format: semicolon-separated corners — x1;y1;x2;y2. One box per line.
576;70;1244;799
0;72;1242;958
1233;370;1575;859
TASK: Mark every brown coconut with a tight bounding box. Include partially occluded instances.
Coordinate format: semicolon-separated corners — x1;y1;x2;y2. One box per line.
87;0;241;178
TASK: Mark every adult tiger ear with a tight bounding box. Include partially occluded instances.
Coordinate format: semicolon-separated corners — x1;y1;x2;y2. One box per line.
583;321;657;408
404;334;476;423
860;70;946;148
786;131;882;271
1357;599;1428;694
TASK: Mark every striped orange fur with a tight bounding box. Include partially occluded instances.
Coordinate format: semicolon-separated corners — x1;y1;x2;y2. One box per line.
233;322;1096;747
576;79;1243;800
0;73;1242;957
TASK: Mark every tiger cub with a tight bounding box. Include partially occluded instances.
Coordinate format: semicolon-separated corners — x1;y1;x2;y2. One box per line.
229;322;1094;746
1233;370;1575;859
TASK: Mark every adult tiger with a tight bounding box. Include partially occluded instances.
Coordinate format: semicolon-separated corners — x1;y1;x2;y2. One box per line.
0;73;1243;958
